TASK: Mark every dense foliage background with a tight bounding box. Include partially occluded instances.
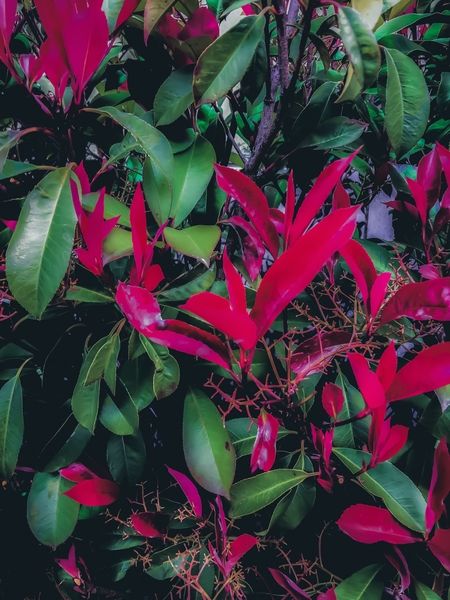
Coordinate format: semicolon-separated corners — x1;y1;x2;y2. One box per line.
2;0;450;598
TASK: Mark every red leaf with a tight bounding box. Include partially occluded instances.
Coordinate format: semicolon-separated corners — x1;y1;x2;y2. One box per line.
384;199;420;221
288;150;359;246
428;528;450;571
322;382;344;419
225;216;264;281
0;0;17;70
419;264;441;280
284;171;295;249
55;545;78;579
130;184;148;283
250;206;359;339
291;331;352;379
386;343;450;402
269;568;311;599
376;342;397;393
223;248;246;314
332;181;351;211
131;512;169;538
59;463;99;483
426;437;450;533
348;353;386;409
369;272;391;320
0;218;17;231
181;292;257;351
167;466;203;518
179;7;219;41
250;409;279;473
340;239;377;311
384;546;410;593
74;162;90;195
318;590;337;600
417;145;441;210
115;0;140;29
406;177;428;225
63;478;121;506
437;142;450;185
379;278;450;326
116;281;165;332
224;534;257;575
433;188;450;236
269;208;284;235
214;164;279;259
337;504;422;544
143;264;164;292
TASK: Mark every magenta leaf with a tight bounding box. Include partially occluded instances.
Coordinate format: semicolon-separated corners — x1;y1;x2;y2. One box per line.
406;177;428;226
368;407;409;468
427;528;450;571
130;184;148;285
74;162;90;195
250;409;279;473
224;534;258;575
318;590;337;600
426;437;450;533
214;164;279;258
0;218;17;231
54;545;78;579
223;248;247;314
437;142;450;184
417;144;441;210
322;382;344;419
337;504;422;544
283;171;295;249
376;342;397;393
384;546;411;593
179;7;219;41
311;424;334;493
167;466;203;518
379;277;450;326
332;181;351;211
250;206;359;339
63;478;121;506
433;188;450;236
115;0;141;29
59;462;99;483
116;281;164;332
348;353;386;409
291;331;352;378
269;568;311;599
131;512;169;538
225;216;265;281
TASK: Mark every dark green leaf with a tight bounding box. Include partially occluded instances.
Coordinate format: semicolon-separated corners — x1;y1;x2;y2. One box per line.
107;430;146;488
333;372;367;448
146;543;191;580
65;286;114;304
72;338;106;434
437;72;450;118
43;423;92;473
335;564;383;600
99;384;139;436
0;160;39;180
158;264;216;301
154;66;195;126
120;355;155;410
0;375;23;481
140;336;180;399
143;156;173;226
84;333;120;394
297;117;366;150
291;82;337;142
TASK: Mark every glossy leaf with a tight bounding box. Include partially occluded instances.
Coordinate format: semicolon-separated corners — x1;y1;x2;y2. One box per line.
59;462;98;483
144;0;178;41
63;478;121;506
120;357;155;411
183;387;235;497
167;466;203;518
425;437;450;533
297;117;366;151
291;331;352;378
131;512;168;537
84;333;120;394
250;409;279;472
193;15;265;106
0;159;39;180
351;0;383;29
43;423;92;473
269;568;310;599
427;528;450;572
348;352;386;409
27;472;79;546
322;382;344;419
0;375;23;481
225;534;257;575
334;564;383;600
154;66;194;126
72;338;105;434
226;418;291;458
165;225;220;267
66;286;114;303
414;581;444;600
82;191;131;228
6;167;76;317
99;385;139;436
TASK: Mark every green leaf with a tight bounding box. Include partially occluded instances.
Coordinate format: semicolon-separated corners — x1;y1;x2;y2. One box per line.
183;387;235;497
193;15;265;107
0;160;39;180
0;376;23;481
158;264;216;301
107;430;146;488
6;167;76;318
144;0;178;39
334;448;426;531
384;47;430;158
99;529;145;550
291;82;337;142
27;472;79;546
72;338;106;434
65;286;114;304
414;581;442;600
142;155;173;226
165;225;220;267
226;418;291;458
229;469;309;518
146;543;191;580
0;130;23;171
82;192;131;228
437;72;450;118
297;117;366;150
335;564;383;600
140;336;180;399
375;12;450;39
154;66;195;126
120;355;155;411
241;38;267;103
351;0;383;29
84;333;120;394
102;227;133;264
101;0;137;31
333;372;367;448
99;384;139;435
339;6;381;88
171;136;215;227
43;423;92;473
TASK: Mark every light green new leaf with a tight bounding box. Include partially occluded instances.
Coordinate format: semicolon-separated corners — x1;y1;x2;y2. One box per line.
334;448;426;531
183;387;235;497
351;0;383;29
297;117;366;150
384;47;430;157
99;384;139;436
84;333;120;394
193;15;265;107
27;472;79;546
154;66;195;126
6;167;76;318
339;6;381;89
335;564;383;600
0;376;23;481
414;581;442;600
172;136;215;226
165;225;220;267
229;469;309;518
107;430;146;488
82;192;131;228
102;227;133;264
226;418;291;458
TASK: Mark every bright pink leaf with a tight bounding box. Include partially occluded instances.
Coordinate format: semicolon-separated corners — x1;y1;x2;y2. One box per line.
386;343;450;402
332;181;351;211
250;409;279;473
214;164;279;259
368;410;408;468
370;271;391;320
167;466;203;518
337;504;422;544
242;4;255;14
59;462;99;483
223;248;246;315
428;528;450;571
322;382;344;419
178;7;219;41
340;239;377;310
269;208;284;235
283;171;295;249
384;199;420;221
379;278;450;326
311;424;334;493
250;206;359;339
143;264;164;292
0;0;17;72
130;184;148;283
225;216;265;281
269;568;311;599
116;281;164;332
348;353;386;409
419;264;441;280
376;342;397;393
63;478;121;506
433;188;450;236
55;545;78;579
74;162;90;195
384;546;410;593
224;534;258;575
131;512;168;538
0;218;17;231
417;145;441;210
291;331;352;378
115;0;141;29
426;437;450;533
318;590;337;600
288;149;359;246
437;142;450;185
406;177;428;226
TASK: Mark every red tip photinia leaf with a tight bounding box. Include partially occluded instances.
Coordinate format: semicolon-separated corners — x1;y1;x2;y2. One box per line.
348;353;386;409
379;278;450;326
63;478;121;506
60;462;99;483
250;206;359;339
368;407;408;468
250;409;279;473
437;142;450;185
55;545;78;579
426;437;450;533
386;343;450;402
291;331;352;378
131;512;169;537
288;149;359;246
283;171;295;249
74;162;90;195
214;164;279;259
322;382;344;419
225;216;265;281
115;0;141;29
224;534;258;575
116;281;164;332
428;528;450;571
269;568;311;599
369;271;391;321
332;181;351;211
0;0;17;72
417;144;441;210
376;342;397;393
130;184;148;283
384;199;420;221
419;264;441;280
167;466;203;518
223;249;246;314
337;505;422;544
318;590;337;600
406;177;428;226
433;189;450;236
0;218;17;231
178;7;219;41
384;546;410;593
311;424;334;492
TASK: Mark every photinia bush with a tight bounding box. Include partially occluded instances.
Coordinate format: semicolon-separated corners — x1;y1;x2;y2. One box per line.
2;0;450;598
